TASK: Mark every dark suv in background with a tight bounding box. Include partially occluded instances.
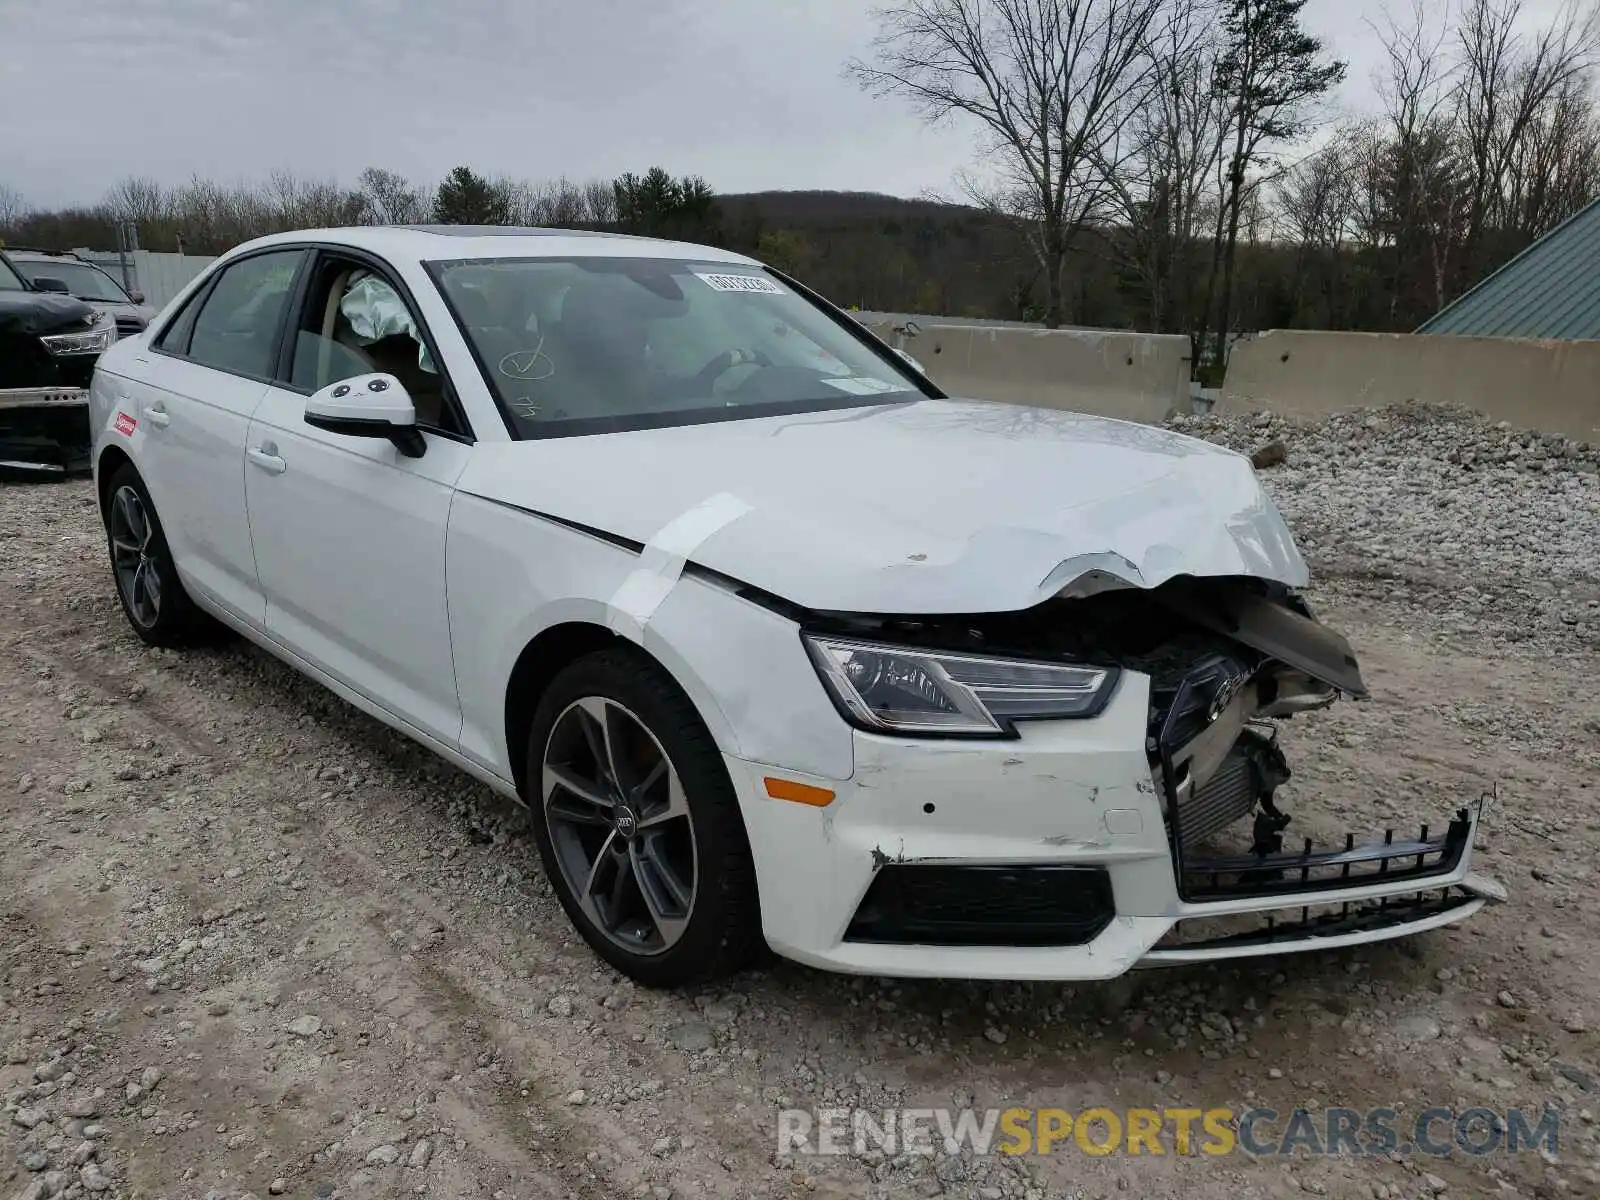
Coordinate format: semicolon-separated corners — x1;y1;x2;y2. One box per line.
6;247;157;339
0;246;116;476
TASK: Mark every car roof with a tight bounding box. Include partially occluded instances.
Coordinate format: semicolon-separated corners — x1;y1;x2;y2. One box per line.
6;248;87;260
228;225;761;267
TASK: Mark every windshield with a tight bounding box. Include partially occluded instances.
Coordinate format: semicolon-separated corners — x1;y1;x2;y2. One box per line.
427;256;922;437
0;255;25;291
14;259;131;302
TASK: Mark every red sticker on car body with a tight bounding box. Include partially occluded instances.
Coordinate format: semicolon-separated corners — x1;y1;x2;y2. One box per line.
114;412;137;436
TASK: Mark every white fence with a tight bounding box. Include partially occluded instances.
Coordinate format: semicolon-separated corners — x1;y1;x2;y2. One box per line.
72;249;217;310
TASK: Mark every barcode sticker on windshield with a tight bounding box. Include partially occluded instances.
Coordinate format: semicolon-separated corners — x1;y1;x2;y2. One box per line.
695;272;785;295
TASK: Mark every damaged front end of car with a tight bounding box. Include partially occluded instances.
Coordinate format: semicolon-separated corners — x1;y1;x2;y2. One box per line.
0;295;106;479
801;571;1505;966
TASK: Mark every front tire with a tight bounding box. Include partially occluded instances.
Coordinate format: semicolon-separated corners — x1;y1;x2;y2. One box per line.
526;645;761;988
102;463;218;648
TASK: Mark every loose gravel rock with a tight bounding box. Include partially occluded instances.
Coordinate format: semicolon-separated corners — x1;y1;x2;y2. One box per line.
3;410;1599;1199
1170;404;1600;653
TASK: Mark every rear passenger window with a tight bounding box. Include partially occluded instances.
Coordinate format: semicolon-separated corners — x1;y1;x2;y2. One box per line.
183;251;303;379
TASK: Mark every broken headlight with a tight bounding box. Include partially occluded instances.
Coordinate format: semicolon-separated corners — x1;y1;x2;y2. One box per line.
803;635;1118;737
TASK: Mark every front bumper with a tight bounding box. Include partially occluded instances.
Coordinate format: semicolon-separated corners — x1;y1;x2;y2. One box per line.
0;387;92;477
728;674;1503;980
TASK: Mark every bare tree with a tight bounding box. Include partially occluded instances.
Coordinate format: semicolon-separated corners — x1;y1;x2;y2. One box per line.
1456;0;1600;272
264;170;368;229
1368;0;1467;318
358;167;429;225
1506;75;1600;234
527;177;591;226
0;182;26;229
1273;139;1356;323
582;179;618;226
850;0;1168;327
1209;0;1345;367
1101;0;1231;341
104;177;168;227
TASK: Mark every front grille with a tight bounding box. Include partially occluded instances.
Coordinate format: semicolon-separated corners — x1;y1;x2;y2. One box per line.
845;864;1115;947
114;316;146;339
1146;650;1250;750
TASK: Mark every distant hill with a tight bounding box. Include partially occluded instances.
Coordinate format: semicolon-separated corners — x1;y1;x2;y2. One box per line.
717;189;1042;320
721;190;978;224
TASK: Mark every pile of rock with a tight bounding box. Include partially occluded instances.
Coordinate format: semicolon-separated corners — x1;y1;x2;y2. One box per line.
1167;404;1600;652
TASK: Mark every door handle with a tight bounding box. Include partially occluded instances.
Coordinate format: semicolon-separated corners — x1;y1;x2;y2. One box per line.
247;446;286;476
144;402;171;429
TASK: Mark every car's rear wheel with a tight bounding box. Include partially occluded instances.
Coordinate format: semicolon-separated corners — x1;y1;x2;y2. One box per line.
103;463;218;648
526;645;761;987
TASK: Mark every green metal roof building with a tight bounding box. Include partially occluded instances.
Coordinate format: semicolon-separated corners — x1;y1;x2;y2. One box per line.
1417;197;1600;339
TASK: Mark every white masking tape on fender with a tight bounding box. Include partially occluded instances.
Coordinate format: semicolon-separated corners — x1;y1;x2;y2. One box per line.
606;493;752;642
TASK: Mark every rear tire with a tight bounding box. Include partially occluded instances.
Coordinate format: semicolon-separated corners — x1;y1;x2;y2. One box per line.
526;644;762;988
102;463;221;648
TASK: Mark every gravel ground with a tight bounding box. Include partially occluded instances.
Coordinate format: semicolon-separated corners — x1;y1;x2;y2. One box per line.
3;403;1599;1200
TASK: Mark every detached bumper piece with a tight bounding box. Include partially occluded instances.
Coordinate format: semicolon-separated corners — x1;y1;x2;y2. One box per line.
1181;808;1473;901
845;864;1115;947
0;389;92;478
1145;884;1488;962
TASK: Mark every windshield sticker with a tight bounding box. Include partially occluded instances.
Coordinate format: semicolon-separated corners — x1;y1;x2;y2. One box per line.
821;376;901;396
694;272;785;295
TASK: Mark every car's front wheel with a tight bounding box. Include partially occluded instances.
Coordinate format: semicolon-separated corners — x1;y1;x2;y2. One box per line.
526;645;761;988
102;463;218;647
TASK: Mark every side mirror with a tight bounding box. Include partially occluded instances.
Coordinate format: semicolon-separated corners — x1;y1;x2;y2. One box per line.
129;290;146;304
304;373;426;458
33;276;70;294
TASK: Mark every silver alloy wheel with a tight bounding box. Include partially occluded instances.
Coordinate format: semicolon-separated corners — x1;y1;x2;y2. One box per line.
542;696;698;955
109;485;161;629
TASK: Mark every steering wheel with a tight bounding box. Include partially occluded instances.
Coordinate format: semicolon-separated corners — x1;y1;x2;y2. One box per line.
691;347;770;391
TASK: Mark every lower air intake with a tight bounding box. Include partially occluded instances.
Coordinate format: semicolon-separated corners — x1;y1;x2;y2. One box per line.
845;864;1115;947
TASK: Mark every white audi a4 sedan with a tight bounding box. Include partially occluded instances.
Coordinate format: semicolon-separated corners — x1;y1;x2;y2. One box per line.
87;226;1504;987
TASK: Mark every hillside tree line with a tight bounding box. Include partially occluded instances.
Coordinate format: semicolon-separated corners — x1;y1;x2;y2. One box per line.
2;0;1596;371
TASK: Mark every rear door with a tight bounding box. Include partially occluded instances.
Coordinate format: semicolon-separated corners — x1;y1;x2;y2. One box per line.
132;248;307;627
242;248;474;747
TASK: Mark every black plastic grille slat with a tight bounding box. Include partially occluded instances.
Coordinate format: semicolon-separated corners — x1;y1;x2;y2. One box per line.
1180;809;1472;901
845;865;1115;947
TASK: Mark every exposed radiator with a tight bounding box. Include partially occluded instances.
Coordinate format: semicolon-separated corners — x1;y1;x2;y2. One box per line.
1177;745;1259;850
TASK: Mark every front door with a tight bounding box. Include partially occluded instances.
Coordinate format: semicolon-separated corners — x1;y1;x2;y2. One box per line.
242;250;475;747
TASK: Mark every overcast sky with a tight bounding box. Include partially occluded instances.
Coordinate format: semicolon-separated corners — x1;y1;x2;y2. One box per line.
0;0;1579;210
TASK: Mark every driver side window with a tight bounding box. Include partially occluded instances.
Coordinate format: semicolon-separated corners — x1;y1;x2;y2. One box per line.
288;255;467;438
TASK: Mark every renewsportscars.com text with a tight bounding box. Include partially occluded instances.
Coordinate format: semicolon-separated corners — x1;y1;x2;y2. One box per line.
777;1105;1560;1159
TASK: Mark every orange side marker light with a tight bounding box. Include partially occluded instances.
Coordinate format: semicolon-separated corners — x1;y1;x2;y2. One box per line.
763;777;836;807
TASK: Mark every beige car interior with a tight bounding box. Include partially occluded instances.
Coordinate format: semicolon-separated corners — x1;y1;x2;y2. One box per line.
294;264;448;428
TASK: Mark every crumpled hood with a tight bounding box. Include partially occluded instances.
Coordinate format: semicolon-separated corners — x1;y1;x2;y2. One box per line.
0;291;98;337
456;398;1309;614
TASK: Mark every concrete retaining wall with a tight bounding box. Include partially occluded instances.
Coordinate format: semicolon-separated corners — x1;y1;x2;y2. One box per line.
1223;329;1600;443
867;320;1192;424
